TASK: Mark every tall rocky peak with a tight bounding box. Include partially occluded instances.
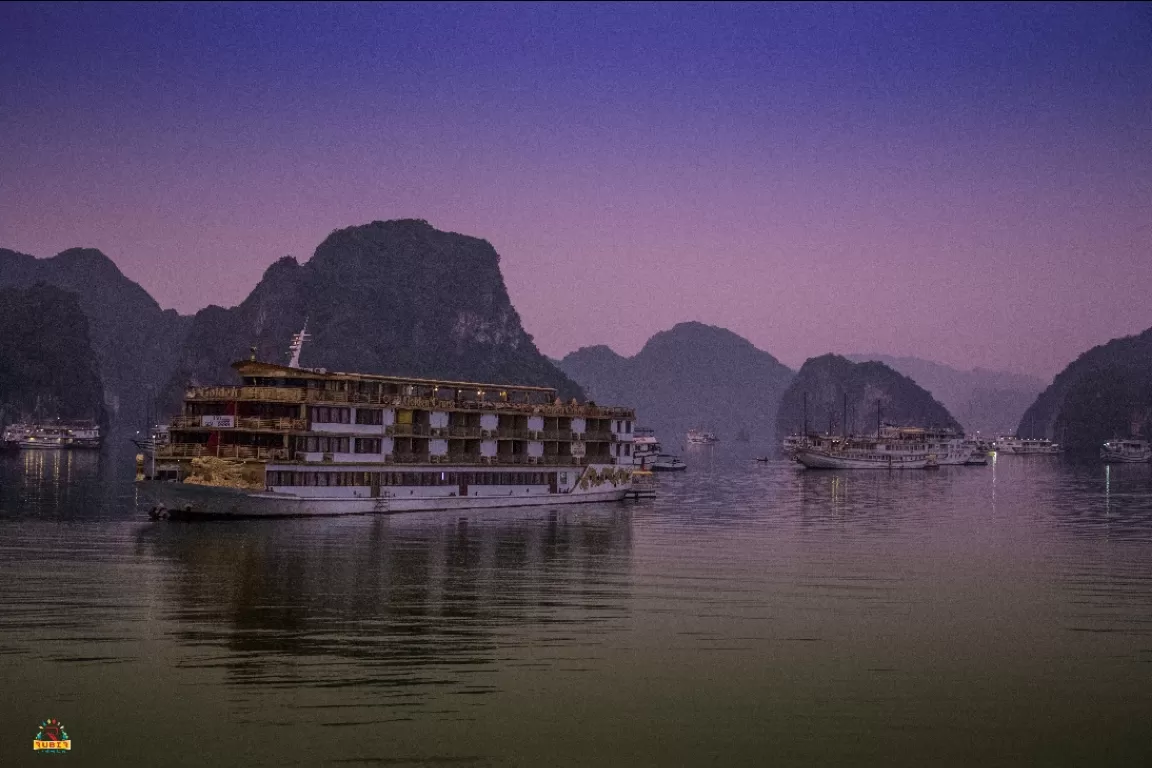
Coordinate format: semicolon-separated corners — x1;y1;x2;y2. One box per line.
0;247;190;424
558;345;629;399
0;283;106;427
846;353;1043;435
558;322;794;448
1017;326;1152;453
163;219;582;411
777;354;961;438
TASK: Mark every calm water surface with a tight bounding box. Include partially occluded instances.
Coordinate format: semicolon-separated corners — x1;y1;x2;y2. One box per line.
2;440;1152;766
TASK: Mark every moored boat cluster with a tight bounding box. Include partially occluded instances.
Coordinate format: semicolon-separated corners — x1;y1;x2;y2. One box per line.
780;428;1074;470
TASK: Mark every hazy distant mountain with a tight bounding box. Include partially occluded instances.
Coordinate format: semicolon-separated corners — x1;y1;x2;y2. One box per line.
0;284;106;427
163;219;582;412
845;353;1043;435
1017;326;1152;453
778;354;961;439
0;247;190;424
557;322;794;449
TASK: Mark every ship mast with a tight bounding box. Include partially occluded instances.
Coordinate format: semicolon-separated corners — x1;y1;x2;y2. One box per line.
287;319;310;369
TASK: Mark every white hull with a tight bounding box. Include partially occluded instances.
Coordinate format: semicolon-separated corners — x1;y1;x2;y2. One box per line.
20;439;68;450
794;449;931;470
934;450;977;465
686;429;719;445
19;439;99;450
995;438;1060;455
139;478;630;518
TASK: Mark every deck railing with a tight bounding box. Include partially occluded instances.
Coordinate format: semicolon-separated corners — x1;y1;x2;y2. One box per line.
184;384;634;419
171;415;307;431
386;424;431;437
153;446;610;467
156;444;289;460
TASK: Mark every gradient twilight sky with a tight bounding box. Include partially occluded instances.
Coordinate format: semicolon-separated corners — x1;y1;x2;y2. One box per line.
2;2;1150;379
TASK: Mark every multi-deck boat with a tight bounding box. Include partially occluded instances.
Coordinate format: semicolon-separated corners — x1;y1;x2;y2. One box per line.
1100;439;1151;463
793;434;935;470
687;428;719;445
632;428;686;471
792;425;972;470
139;331;638;518
14;421;101;450
995;437;1061;455
878;425;971;465
632;428;662;468
2;422;33;450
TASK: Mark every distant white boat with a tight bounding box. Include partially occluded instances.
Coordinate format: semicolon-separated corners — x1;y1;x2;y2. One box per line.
781;434;808;460
1100;439;1151;463
650;455;687;472
632;428;662;468
963;439;991;465
632;428;686;471
995;437;1061;455
687;428;719;445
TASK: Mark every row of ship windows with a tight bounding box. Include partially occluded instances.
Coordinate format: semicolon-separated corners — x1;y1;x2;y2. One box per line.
312;407;382;425
298;437;382;453
266;471;569;487
309;406;635;433
850;455;925;461
295;436;631;455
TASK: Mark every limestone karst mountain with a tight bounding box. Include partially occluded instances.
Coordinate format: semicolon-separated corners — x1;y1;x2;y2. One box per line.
161;219;583;412
777;354;962;440
0;283;106;427
2;221;585;424
846;353;1043;436
558;322;794;450
1016;326;1152;454
0;247;189;425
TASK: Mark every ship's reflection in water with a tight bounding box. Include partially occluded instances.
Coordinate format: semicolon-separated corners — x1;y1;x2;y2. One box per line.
135;508;634;704
5;451;1152;766
0;448;103;515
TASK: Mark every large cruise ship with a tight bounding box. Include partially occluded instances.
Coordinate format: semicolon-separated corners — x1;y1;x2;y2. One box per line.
139;330;638;518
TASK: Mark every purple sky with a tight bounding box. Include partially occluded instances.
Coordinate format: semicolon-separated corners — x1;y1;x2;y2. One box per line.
2;2;1150;379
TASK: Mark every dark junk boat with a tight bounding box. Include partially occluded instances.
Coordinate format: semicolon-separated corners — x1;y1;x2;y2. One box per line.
140;328;639;518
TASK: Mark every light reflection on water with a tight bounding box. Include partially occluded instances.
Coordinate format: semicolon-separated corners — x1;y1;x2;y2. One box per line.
1;446;1151;766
